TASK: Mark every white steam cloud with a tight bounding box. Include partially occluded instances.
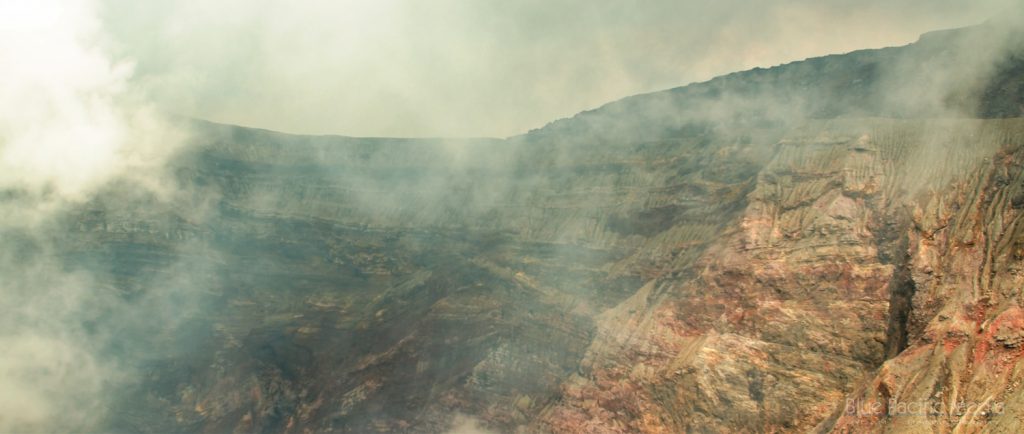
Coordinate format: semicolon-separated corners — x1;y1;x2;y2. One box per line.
444;413;499;434
0;0;184;431
0;0;180;205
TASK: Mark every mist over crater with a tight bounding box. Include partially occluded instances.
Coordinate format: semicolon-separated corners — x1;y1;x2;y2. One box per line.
3;2;1024;433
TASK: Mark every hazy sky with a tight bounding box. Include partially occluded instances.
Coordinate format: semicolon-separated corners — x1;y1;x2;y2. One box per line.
96;0;1013;138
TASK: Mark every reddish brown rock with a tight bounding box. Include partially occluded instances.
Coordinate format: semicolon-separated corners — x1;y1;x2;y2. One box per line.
540;120;1024;433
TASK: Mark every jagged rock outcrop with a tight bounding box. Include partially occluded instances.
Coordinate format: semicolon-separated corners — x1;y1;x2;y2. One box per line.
540;119;1024;433
821;121;1024;433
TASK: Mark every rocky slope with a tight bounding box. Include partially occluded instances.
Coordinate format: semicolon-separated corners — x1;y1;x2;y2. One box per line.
20;20;1024;433
71;116;774;433
540;119;1024;433
821;120;1024;433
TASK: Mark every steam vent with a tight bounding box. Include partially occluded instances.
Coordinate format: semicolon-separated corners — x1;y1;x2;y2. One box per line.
5;4;1024;434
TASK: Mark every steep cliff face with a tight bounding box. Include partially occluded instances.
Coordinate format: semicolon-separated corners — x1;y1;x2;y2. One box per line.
27;21;1024;433
540;119;1024;433
823;121;1024;433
